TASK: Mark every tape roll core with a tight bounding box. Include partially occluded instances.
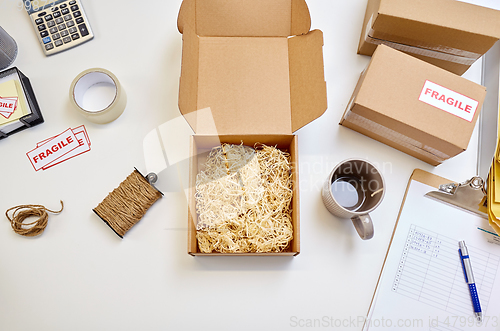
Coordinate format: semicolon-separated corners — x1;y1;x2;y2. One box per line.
70;68;127;124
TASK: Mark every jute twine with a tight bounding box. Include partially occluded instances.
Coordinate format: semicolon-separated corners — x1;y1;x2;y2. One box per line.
93;169;162;238
5;201;64;237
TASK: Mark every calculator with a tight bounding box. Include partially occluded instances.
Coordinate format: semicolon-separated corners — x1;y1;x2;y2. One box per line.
24;0;94;56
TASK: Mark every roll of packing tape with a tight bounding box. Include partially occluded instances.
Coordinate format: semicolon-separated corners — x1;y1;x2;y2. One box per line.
69;68;127;124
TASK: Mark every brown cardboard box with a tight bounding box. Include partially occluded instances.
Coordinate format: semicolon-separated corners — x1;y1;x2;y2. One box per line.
341;45;486;166
177;0;327;255
358;0;500;75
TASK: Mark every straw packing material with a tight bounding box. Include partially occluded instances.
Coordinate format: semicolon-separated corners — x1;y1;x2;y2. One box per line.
195;143;293;253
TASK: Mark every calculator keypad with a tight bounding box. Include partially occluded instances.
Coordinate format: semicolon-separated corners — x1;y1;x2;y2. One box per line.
32;0;92;55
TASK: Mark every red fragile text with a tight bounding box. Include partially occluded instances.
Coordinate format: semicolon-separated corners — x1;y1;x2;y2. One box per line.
0;102;13;109
423;88;472;113
32;136;74;163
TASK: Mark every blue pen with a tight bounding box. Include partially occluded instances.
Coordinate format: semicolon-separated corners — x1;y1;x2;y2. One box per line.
459;240;482;322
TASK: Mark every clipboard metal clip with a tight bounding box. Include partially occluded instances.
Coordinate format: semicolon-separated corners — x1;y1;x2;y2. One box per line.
425;176;488;220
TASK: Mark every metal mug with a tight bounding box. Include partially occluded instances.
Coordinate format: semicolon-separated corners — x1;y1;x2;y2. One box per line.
322;158;385;240
0;26;17;71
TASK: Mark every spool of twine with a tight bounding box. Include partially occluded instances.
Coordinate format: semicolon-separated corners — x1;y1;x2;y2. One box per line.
5;201;64;237
93;169;162;238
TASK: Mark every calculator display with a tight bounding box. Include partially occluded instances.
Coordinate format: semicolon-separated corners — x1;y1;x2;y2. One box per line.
25;0;62;14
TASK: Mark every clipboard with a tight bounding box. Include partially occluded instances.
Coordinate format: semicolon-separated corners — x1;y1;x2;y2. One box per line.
363;169;500;331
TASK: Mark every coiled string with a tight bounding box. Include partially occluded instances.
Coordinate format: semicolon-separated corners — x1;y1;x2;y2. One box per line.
5;201;64;237
93;169;162;238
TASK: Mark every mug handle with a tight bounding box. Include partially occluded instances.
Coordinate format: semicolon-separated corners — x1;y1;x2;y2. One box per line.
351;214;374;240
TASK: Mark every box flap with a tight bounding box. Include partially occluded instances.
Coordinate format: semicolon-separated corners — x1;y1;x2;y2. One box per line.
371;0;500;52
177;0;194;35
178;0;311;37
288;29;328;132
193;36;292;135
291;0;312;37
356;45;486;151
178;28;200;132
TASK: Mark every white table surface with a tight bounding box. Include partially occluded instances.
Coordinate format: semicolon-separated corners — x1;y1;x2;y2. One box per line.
0;1;497;330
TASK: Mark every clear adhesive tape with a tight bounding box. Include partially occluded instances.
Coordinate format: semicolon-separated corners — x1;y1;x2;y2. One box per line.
69;68;127;124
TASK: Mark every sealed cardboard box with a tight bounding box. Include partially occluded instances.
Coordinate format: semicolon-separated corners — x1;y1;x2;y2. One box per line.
358;0;500;75
341;45;486;166
177;0;327;255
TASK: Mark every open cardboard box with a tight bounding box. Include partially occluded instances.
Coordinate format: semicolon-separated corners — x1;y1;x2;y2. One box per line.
358;0;500;75
177;0;327;255
188;134;299;256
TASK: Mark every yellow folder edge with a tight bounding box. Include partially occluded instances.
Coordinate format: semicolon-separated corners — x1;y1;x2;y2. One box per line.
489;89;500;229
487;164;500;233
496;96;500;161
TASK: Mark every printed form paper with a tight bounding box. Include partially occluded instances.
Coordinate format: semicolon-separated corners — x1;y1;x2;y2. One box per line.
364;180;500;330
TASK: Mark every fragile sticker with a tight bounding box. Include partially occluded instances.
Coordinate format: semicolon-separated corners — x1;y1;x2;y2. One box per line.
0;97;18;119
37;126;91;170
26;126;91;171
418;80;479;122
0;96;17;112
0;111;12;119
